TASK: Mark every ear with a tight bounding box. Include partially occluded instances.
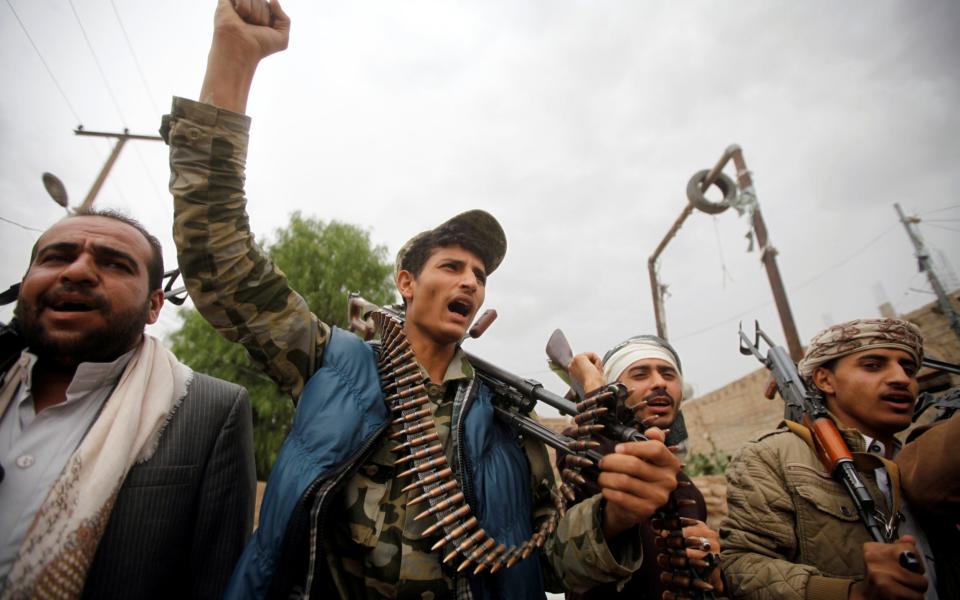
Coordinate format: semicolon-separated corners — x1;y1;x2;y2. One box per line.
811;367;836;396
396;269;416;304
146;289;164;325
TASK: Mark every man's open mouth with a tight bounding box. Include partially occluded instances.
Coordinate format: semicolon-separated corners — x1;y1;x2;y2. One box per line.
646;396;673;408
54;302;95;312
47;297;99;312
880;393;913;406
447;298;472;317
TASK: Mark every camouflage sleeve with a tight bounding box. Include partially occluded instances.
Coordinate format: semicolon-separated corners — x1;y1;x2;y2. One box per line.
162;97;330;402
523;435;643;592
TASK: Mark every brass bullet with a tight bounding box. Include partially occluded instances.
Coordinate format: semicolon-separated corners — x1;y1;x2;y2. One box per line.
393;395;430;412
388;349;415;367
397;455;447;480
389;419;435;440
564;455;594;469
385;384;426;404
382;372;422;391
561;469;587;486
457;537;496;573
409;479;458;507
414;492;465;521
429;516;478;551
395;443;444;466
391;407;433;426
568;423;605;437
391;431;440;454
422;504;472;538
442;528;486;562
400;466;452;493
574;407;608;424
473;543;506;575
567;440;600;452
692;579;715;592
575;396;599;413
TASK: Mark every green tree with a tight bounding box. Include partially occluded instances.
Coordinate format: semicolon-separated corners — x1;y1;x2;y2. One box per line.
170;213;396;479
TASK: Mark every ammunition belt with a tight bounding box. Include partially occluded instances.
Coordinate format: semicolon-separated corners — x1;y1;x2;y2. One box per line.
561;385;718;599
373;310;562;576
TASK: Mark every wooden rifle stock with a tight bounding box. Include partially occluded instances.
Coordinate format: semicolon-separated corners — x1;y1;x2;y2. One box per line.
739;322;921;572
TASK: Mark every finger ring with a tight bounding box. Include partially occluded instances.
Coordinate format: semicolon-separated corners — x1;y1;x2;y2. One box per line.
700;536;711;551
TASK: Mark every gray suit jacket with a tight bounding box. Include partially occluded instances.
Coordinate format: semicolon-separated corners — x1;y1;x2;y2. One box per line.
81;372;256;599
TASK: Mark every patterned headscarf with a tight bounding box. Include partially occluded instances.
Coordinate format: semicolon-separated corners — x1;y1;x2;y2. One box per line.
797;318;923;378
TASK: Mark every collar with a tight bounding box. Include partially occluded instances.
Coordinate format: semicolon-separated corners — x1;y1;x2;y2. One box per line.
416;347;475;385
861;433;901;459
17;346;137;408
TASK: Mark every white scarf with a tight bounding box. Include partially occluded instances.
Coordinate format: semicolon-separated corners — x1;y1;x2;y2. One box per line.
0;335;192;599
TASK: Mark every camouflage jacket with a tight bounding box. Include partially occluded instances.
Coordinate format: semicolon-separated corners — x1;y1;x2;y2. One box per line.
164;97;644;598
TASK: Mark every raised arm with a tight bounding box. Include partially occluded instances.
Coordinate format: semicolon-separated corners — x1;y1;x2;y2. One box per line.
164;0;327;402
201;0;290;113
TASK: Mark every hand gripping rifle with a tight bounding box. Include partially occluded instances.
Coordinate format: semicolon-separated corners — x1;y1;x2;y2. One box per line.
545;329;718;600
739;322;921;571
347;294;716;595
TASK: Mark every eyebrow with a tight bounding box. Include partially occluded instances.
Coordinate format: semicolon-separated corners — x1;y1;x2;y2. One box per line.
37;241;140;272
857;353;918;369
627;364;676;375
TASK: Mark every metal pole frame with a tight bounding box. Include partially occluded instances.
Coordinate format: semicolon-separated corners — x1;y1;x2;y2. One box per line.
648;144;804;361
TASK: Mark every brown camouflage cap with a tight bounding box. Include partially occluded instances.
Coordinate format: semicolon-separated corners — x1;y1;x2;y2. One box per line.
394;209;507;279
797;318;923;378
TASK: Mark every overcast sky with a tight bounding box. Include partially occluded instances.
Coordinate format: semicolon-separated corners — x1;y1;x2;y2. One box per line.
2;1;958;411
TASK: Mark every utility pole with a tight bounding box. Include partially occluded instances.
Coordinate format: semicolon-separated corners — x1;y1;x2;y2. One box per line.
74;127;162;210
894;203;960;344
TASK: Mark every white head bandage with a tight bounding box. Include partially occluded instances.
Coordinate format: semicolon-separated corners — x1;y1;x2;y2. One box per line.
602;337;682;384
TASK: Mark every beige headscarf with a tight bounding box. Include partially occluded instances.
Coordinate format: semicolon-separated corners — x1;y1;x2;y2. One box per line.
797;318;923;379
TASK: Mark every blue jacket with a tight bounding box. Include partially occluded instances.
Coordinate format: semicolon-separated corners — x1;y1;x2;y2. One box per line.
226;327;547;599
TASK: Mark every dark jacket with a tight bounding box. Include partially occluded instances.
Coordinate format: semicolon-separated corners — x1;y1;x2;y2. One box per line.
0;320;256;599
226;327;545;599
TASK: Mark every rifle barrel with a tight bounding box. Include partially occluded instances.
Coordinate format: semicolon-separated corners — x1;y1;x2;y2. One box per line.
465;351;580;417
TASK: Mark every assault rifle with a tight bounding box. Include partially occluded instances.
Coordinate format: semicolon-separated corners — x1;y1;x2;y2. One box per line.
739;322;921;571
346;294;614;467
348;294;717;597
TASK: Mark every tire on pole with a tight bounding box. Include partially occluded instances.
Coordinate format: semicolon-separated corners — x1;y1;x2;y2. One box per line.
686;169;736;215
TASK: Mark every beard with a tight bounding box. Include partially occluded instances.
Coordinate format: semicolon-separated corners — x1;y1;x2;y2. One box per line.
14;285;150;368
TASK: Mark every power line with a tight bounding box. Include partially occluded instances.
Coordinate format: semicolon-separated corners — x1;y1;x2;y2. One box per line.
670;224;898;342
108;0;161;116
924;224;960;234
789;225;896;291
0;216;44;233
67;0;128;126
920;204;960;216
4;0;83;124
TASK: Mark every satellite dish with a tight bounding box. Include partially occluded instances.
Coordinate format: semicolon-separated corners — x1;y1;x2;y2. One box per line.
42;172;69;209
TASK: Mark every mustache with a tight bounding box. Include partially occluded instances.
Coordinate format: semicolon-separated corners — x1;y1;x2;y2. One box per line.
37;284;109;312
641;390;676;405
